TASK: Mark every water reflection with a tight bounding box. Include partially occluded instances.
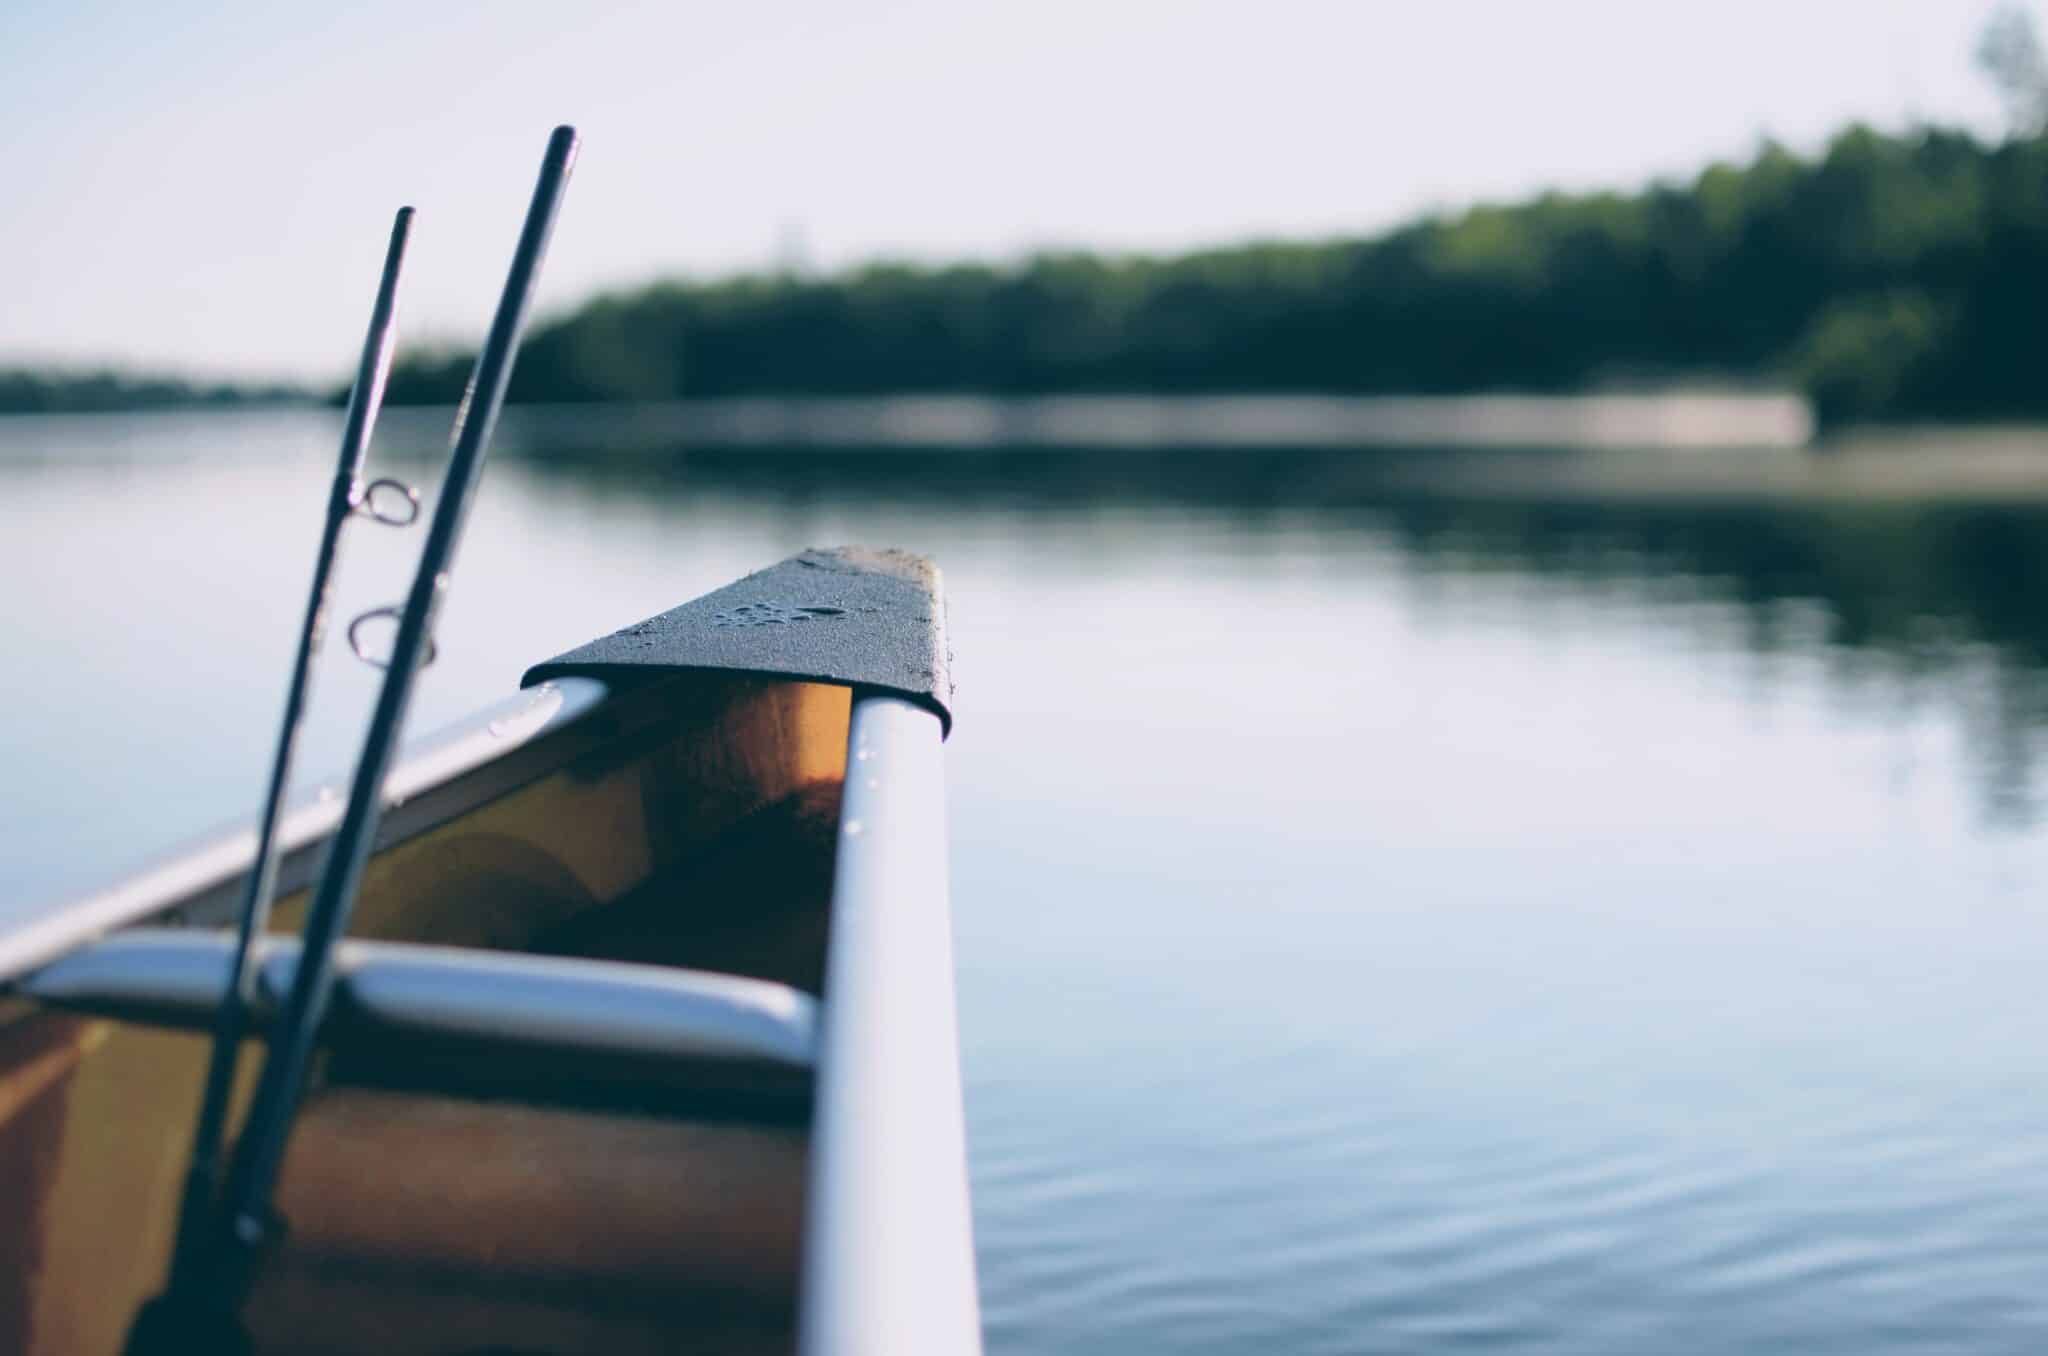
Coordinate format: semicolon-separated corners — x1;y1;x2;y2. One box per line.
482;430;2048;830
7;410;2048;1354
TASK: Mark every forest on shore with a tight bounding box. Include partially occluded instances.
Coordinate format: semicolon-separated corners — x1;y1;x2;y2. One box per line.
0;370;302;415
376;123;2048;428
8;121;2047;427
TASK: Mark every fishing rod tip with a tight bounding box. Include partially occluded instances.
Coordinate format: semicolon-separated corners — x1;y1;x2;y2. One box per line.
384;205;417;258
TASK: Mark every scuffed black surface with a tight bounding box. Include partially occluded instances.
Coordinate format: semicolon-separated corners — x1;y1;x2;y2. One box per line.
522;547;954;734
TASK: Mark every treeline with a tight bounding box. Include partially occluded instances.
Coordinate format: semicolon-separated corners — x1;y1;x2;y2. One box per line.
12;125;2043;425
0;369;306;415
377;125;2048;426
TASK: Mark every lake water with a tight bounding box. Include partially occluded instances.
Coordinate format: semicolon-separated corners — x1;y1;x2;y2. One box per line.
4;407;2048;1353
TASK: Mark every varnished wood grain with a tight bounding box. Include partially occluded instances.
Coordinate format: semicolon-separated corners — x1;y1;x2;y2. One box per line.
0;1012;94;1353
541;778;842;993
245;1089;803;1356
5;673;848;1353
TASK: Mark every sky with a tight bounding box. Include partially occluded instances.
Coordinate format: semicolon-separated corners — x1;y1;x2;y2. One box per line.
0;0;2030;381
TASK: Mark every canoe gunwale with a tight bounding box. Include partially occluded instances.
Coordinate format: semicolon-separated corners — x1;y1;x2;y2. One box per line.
0;676;613;986
799;694;982;1355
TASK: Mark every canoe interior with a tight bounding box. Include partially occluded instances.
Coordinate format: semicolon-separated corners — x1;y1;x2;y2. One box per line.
0;672;853;1356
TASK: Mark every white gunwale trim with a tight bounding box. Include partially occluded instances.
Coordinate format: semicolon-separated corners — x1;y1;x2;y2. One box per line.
0;678;607;984
798;694;982;1356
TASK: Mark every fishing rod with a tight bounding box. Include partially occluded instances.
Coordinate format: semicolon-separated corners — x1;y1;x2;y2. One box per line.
129;204;417;1343
224;120;576;1295
122;127;577;1356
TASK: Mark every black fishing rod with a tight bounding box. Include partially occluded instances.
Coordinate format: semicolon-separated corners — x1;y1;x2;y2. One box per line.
125;204;418;1350
123;126;577;1356
228;117;575;1283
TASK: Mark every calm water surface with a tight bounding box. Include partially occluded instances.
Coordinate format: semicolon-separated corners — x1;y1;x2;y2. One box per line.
4;409;2047;1353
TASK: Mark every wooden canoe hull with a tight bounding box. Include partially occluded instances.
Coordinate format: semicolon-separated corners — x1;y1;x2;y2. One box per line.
0;672;852;1355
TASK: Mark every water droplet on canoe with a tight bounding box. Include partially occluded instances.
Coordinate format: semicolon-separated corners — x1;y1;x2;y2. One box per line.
843;819;864;836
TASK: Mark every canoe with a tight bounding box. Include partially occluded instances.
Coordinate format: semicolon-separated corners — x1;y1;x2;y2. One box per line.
0;547;977;1356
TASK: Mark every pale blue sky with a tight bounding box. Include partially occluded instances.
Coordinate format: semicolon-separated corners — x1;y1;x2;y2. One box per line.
0;0;2026;380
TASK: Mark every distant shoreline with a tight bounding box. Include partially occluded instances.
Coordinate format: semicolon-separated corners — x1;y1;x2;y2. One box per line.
0;391;1812;452
10;125;2045;429
0;369;311;416
470;391;1816;453
10;399;2048;507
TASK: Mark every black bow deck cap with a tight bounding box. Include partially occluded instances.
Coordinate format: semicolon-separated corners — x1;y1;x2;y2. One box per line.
522;547;955;735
